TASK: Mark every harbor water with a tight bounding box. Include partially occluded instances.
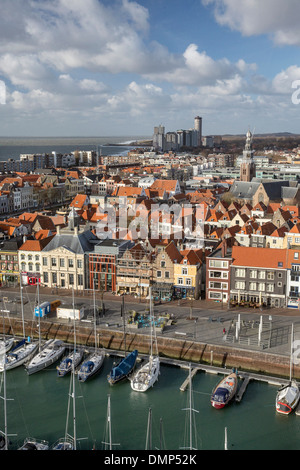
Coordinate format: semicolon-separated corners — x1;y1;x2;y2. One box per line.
0;136;151;161
1;354;300;451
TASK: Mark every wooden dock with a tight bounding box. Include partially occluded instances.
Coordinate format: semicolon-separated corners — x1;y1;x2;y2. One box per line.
235;374;251;402
180;368;198;391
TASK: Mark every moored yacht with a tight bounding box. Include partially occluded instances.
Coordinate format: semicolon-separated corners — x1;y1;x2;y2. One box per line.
0;339;38;372
211;371;238;409
25;339;65;375
57;349;84;377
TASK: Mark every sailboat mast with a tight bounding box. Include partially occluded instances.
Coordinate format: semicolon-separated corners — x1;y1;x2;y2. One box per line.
290;323;294;381
37;278;41;352
72;288;77;450
93;279;97;352
122;296;126;357
108;394;112;450
20;272;25;338
145;407;152;450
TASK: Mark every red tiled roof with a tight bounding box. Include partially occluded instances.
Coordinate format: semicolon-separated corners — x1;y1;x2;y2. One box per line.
232;246;287;268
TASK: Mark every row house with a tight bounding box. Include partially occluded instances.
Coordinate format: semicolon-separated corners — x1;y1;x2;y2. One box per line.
89;238;133;293
286;249;300;309
174;249;203;300
152;241;182;301
0;237;24;287
19;236;55;286
230;246;287;308
116;243;151;297
206;241;232;304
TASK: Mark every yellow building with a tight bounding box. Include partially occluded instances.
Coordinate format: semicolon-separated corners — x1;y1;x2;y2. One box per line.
174;249;203;300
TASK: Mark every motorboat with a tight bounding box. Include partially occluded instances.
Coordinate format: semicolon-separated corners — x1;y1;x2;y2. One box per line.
130;356;159;392
18;438;49;450
211;371;238;409
0;339;38;372
77;351;105;382
276;380;300;415
57;349;84;377
25;339;66;375
107;349;138;385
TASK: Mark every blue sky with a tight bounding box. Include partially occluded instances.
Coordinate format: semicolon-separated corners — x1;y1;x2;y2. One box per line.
0;0;300;137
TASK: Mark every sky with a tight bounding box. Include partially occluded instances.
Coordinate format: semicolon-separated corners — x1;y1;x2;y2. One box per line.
0;0;300;137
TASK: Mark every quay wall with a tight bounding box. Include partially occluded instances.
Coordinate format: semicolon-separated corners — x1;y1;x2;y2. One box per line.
5;317;299;380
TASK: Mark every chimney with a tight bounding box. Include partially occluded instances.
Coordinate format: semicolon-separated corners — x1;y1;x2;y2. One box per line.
221;239;227;258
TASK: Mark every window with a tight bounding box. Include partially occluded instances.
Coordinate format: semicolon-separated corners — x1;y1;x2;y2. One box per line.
250;270;257;279
43;272;48;283
69;274;74;285
249;282;257;291
165;271;170;279
209;292;222;299
267;284;274;292
68;259;74;268
258;271;265;279
267;272;274;280
78;274;83;286
236;268;245;277
77;259;83;269
52;273;57;284
182;268;188;275
157;270;162;278
178;278;183;285
258;283;265;291
235;281;245;290
60;258;65;268
295;253;299;260
161;261;166;268
42;257;47;266
51;258;57;267
186;278;192;285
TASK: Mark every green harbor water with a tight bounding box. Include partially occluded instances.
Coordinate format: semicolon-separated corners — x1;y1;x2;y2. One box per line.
1;355;300;451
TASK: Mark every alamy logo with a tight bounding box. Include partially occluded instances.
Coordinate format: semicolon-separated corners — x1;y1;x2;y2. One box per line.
292;80;300;105
0;80;6;105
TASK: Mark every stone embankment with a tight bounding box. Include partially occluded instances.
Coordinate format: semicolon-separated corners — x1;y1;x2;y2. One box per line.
4;317;299;380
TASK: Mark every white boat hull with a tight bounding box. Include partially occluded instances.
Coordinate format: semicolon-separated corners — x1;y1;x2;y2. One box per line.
131;356;160;392
276;381;300;415
77;351;105;382
0;342;39;371
26;339;66;375
57;349;84;377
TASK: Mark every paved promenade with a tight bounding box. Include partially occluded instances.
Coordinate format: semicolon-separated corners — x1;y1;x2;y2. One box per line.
1;285;300;360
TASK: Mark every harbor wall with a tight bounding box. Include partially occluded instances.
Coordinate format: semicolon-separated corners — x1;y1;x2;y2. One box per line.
4;317;299;380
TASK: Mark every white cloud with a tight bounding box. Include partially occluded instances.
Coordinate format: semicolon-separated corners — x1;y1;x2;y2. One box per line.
203;0;300;46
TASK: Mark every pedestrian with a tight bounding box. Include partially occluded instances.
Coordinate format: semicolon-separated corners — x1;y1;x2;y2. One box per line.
223;328;226;335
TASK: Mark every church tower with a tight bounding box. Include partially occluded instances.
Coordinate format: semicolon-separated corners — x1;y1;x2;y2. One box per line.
240;130;256;182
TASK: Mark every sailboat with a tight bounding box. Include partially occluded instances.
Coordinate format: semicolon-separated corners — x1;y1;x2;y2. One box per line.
77;281;105;382
276;324;300;415
211;371;238;409
107;296;138;385
130;288;159;392
57;289;83;378
0;282;38;372
25;280;66;375
0;338;14;354
18;438;49;450
26;339;66;375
